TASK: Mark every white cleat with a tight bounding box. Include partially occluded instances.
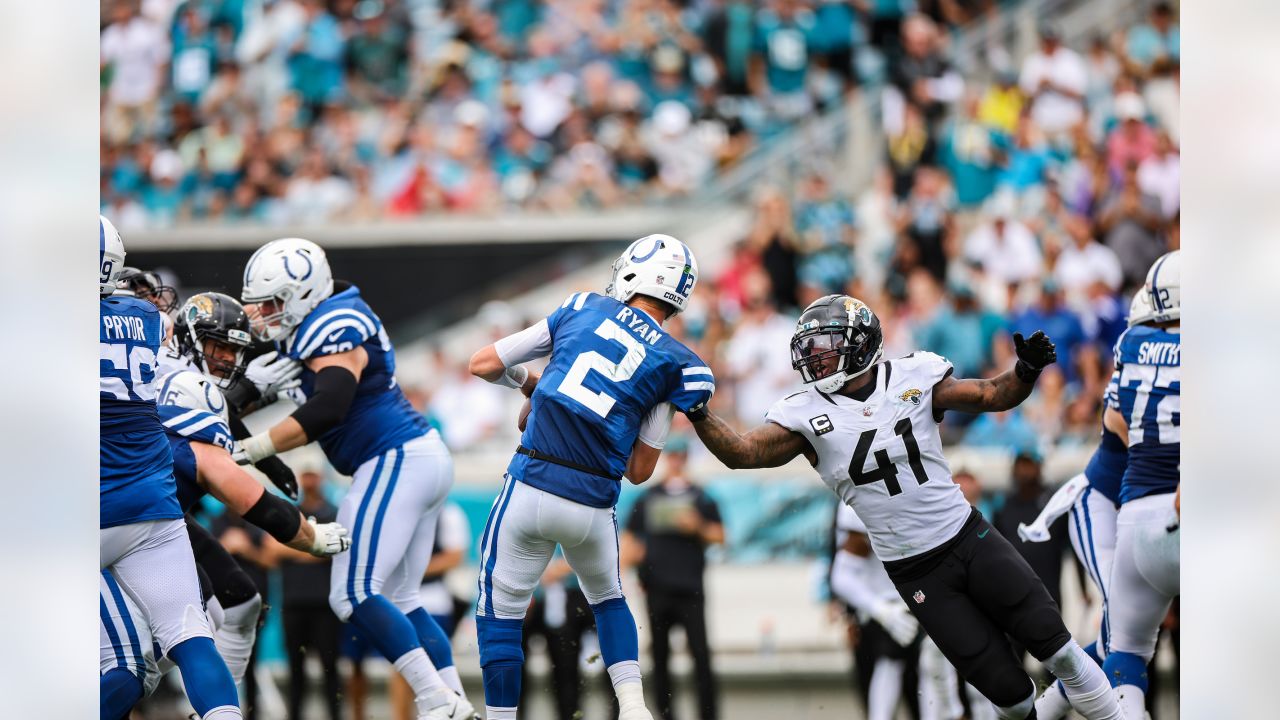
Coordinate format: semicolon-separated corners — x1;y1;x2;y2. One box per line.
419;691;477;720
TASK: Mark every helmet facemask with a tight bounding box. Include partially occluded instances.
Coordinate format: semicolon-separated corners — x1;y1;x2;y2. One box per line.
182;324;251;389
791;321;883;394
244;294;294;342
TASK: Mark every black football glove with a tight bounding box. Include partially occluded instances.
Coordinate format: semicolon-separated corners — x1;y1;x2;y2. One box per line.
1013;330;1057;383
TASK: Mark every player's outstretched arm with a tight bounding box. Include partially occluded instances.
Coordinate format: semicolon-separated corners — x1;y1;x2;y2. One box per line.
933;330;1058;413
690;410;809;469
193;442;350;557
471;318;554;395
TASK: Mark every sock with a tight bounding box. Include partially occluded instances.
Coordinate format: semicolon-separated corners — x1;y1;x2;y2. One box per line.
1101;650;1149;719
349;595;422;663
590;597;639;668
100;667;143;720
1032;681;1071;720
394;649;449;715
868;658;905;720
407;607;456;673
1044;641;1123;720
202;708;244;719
486;708;517;720
615;680;647;711
477;615;525;709
167;636;241;717
607;659;642;689
213;594;260;686
439;665;464;695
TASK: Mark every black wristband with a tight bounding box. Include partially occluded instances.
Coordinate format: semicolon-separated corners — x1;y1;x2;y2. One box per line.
291;365;358;440
1014;360;1042;384
685;403;709;422
241;491;302;544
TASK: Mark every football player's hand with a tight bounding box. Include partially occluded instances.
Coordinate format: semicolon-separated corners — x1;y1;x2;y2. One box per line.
1013;330;1057;370
518;397;532;432
871;598;919;647
245;351;303;397
308;518;351;557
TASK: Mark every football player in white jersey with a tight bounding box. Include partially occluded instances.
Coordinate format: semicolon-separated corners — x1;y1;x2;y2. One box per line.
689;294;1124;720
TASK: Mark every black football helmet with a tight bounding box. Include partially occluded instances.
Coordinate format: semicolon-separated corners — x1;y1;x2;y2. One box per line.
176;292;253;388
790;294;884;394
116;267;179;314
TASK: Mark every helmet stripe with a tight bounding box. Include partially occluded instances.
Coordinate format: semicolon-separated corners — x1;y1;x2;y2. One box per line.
1149;253;1169;311
675;242;693;296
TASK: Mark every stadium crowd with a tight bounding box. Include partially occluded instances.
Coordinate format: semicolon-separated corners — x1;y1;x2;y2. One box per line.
101;0;1038;226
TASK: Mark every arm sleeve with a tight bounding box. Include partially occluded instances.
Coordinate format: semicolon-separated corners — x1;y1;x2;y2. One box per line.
494;319;554;367
241;490;304;544
290;365;358;440
830;550;884;614
636;403;676;449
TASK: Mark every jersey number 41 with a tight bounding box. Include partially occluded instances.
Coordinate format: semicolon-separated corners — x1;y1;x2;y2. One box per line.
849;419;929;497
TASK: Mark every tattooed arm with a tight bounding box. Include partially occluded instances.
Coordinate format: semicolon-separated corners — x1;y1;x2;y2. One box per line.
931;368;1039;413
934;329;1058;413
690;409;814;469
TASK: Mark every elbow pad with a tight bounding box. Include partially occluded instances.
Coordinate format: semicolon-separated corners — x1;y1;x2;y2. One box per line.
241;490;302;544
290;365;358;440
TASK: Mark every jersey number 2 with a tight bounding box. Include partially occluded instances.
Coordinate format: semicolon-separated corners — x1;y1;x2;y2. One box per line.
848;418;929;496
558;319;647;418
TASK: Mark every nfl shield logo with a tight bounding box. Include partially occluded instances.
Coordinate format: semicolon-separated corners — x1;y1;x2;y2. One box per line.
912;590;926;604
862;404;875;417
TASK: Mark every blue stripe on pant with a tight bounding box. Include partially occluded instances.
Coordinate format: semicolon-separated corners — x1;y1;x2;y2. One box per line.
103;570;144;675
101;595;128;671
362;448;404;599
1071;489;1111;655
479;477;516;618
346;452;387;608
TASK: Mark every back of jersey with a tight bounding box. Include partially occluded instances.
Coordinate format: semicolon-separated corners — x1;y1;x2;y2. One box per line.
510;292;712;508
1114;325;1180;503
284;284;430;475
100;296;180;528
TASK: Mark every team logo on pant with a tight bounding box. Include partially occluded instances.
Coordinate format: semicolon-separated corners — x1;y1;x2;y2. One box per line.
913;590;926;604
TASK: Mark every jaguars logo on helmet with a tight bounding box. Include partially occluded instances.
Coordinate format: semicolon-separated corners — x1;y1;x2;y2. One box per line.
791;294;885;394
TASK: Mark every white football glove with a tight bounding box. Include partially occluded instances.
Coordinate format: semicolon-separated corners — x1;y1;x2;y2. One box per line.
308;517;351;557
871;598;920;647
244;351;302;398
232;433;277;466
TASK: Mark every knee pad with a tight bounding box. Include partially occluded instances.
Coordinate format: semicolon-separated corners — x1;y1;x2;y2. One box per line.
213;565;260;610
476;615;524;669
1016;604;1073;662
963;643;1036;709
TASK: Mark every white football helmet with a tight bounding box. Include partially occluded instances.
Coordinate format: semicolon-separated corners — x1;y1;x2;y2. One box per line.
605;234;698;314
1127;287;1155;327
100;215;126;297
157;370;230;423
1144;250;1180;323
241;238;334;341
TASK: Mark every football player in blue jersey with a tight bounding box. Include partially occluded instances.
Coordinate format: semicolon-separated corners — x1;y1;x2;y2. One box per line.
467;234;715;720
232;238;473;720
1101;251;1180;717
155;371;350;686
98;215;243;720
1023;290;1155;719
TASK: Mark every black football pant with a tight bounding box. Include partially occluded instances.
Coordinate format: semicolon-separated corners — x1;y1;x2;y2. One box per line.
647;589;719;720
885;510;1072;709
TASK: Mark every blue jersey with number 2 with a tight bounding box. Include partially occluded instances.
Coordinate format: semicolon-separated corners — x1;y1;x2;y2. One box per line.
100;296;180;528
283;284;430;475
510;292;713;508
1114;325;1180;503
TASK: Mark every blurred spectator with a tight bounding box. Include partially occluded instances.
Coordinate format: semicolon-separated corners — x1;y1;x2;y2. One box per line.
977;69;1023;136
940;94;1005;210
745;187;801;311
915;282;1004;379
890;14;963;127
996;117;1055;200
1124;1;1179;72
289;0;346;109
1020;366;1068;446
953;468;995;520
794;170;857;295
1052;212;1123;300
1105;92;1157;175
894;166;953;285
885;102;936;198
644;102;716;196
1097;162;1166;288
703;0;757;97
285;149;354;223
1019;22;1087;137
751;0;820;122
1143;58;1179;144
428;350;507;451
963;193;1043;303
101;2;170;143
723;272;799;427
1136;130;1180;219
262;469;342;720
623;437;725;720
992;453;1074;615
1009;279;1090;386
1082;35;1121;111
